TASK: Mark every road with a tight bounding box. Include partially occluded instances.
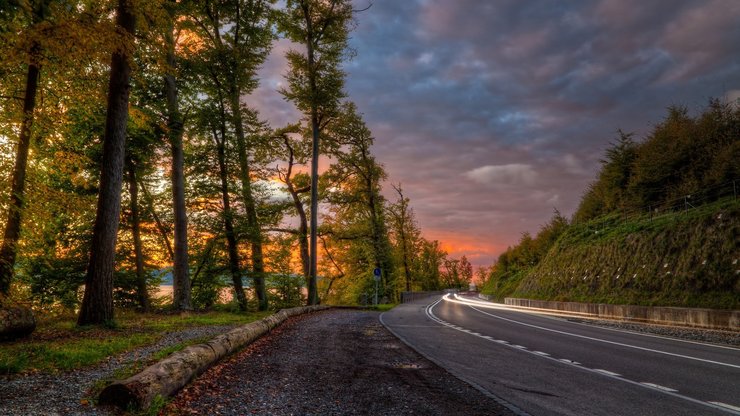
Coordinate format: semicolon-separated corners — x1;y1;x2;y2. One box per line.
381;294;740;416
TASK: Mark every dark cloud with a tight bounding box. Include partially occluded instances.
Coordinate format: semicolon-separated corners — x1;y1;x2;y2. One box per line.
253;0;740;267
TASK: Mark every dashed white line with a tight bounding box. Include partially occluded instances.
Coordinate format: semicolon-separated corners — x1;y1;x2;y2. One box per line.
640;382;677;392
533;351;550;356
593;369;621;377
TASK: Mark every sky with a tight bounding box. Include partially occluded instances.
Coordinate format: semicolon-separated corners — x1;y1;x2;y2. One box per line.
252;0;740;268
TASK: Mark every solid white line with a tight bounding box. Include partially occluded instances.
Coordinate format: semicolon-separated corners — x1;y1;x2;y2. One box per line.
710;402;740;413
454;295;740;352
452;299;740;370
533;351;550;356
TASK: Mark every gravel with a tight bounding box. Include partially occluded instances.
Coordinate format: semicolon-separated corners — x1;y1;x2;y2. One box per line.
0;324;237;416
164;309;513;416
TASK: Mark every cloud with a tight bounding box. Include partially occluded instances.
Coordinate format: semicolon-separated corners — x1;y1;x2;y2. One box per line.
250;1;740;268
466;164;538;187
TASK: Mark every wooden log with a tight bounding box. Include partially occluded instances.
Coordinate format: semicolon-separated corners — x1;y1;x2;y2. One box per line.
98;305;330;410
0;307;36;340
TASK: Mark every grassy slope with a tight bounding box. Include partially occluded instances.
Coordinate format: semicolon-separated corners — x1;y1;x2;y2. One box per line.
483;198;740;309
0;309;270;375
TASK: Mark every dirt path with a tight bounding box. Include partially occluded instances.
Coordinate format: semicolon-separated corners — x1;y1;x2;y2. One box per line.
164;309;514;415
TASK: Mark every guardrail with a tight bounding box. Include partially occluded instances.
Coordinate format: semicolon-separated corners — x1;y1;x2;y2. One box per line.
504;298;739;330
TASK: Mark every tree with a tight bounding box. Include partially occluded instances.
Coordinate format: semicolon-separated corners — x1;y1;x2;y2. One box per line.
388;183;420;292
415;239;446;291
279;0;353;305
325;103;395;300
164;0;191;311
0;0;42;297
192;0;275;311
274;124;311;278
78;0;137;325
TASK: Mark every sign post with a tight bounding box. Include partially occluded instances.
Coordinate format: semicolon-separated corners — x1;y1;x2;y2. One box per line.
373;268;381;305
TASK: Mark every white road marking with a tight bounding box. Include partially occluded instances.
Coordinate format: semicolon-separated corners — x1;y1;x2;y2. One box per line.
593;369;621;377
453;294;740;352
420;295;740;415
640;382;678;392
451;298;740;370
710;402;740;413
533;351;550;356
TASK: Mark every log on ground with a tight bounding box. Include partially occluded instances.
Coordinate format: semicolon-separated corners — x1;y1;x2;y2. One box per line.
0;307;36;340
98;305;330;410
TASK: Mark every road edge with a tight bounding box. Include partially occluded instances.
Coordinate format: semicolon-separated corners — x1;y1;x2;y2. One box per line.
379;302;531;416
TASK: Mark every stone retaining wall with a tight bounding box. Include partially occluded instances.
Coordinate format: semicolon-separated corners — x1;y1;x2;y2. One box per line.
503;298;739;330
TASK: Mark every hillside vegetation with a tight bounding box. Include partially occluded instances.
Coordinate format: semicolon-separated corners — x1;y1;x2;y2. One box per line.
481;100;740;309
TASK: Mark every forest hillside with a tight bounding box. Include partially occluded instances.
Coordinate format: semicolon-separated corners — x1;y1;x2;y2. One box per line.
481;100;739;309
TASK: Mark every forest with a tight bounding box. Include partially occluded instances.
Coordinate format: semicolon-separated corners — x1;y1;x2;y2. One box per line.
0;0;472;330
481;100;740;308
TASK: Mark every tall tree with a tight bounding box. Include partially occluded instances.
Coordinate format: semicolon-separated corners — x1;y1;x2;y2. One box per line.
0;1;46;298
164;0;191;310
193;0;275;310
78;0;137;325
279;0;353;305
325;103;395;300
209;108;249;310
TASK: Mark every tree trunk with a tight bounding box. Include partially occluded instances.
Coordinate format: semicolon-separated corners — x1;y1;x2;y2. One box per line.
0;307;36;340
281;136;310;281
139;181;174;261
288;183;310;278
127;162;149;310
78;0;136;326
213;129;248;311
0;44;40;298
230;91;267;311
305;12;320;306
165;2;191;311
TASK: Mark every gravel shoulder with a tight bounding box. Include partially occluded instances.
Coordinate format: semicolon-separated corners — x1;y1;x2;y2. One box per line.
164;308;514;416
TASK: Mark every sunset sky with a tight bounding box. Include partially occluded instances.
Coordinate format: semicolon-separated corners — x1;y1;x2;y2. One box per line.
253;0;740;268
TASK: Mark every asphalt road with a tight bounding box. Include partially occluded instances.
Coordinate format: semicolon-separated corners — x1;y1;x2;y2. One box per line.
381;294;740;416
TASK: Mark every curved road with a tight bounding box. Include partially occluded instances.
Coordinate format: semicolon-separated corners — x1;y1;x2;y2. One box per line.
381;294;740;416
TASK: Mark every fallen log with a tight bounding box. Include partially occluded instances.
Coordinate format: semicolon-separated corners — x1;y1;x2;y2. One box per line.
0;307;36;340
98;305;330;410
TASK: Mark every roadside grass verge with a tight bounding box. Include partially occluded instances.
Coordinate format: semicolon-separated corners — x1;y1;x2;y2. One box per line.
0;309;270;376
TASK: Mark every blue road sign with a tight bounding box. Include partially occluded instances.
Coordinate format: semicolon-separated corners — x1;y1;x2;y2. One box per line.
373;268;381;276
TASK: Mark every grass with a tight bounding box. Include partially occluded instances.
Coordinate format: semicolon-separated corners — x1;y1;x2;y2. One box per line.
0;309;270;375
371;303;397;312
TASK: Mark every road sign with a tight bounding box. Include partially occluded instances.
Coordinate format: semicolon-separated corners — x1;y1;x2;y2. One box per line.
373;268;381;281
